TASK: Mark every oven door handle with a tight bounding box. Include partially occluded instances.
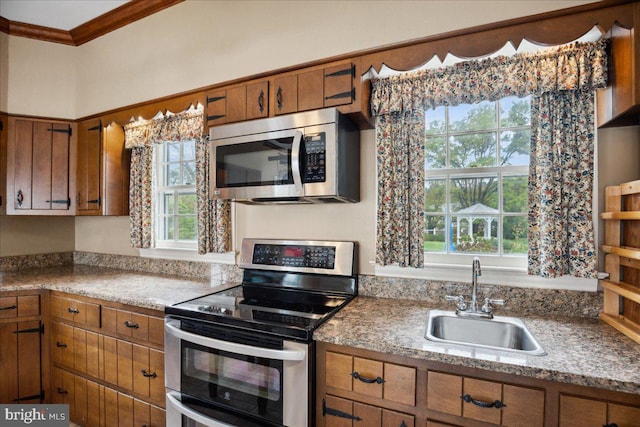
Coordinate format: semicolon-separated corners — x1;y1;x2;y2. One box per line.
166;391;235;427
165;320;306;361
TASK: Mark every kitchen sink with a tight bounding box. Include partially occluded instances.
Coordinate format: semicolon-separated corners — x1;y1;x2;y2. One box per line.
425;310;546;356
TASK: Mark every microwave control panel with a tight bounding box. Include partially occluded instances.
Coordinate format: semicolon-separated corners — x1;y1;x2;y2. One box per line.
302;132;326;183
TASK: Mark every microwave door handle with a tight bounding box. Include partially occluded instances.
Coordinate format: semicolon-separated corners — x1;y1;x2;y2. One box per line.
291;130;303;193
165;320;305;361
167;391;235;427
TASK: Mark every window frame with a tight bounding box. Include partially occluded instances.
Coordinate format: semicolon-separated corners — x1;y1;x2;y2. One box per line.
153;139;198;251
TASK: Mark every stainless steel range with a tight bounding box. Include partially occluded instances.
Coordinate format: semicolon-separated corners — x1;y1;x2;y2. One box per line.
164;238;357;427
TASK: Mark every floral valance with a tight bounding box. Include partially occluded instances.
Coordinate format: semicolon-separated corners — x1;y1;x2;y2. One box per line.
124;103;204;148
371;39;608;115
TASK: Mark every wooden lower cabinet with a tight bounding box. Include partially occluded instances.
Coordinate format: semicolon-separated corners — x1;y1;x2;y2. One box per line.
317;342;640;427
0;293;43;404
49;292;165;426
52;367;165;426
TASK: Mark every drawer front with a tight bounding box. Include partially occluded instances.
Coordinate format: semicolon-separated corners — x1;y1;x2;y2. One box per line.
560;395;640;427
325;351;416;407
427;371;544;427
51;295;100;327
0;295;40;318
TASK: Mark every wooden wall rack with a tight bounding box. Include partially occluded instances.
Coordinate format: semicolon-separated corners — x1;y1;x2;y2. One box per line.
600;180;640;343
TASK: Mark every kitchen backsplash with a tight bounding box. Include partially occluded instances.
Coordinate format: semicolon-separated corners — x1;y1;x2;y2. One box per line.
0;252;601;318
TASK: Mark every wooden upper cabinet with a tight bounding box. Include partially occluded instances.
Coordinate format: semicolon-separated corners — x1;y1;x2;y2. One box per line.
76;119;102;215
103;122;129;216
298;69;325;112
597;24;640;127
75;120;129;216
5;116;76;215
207;81;269;126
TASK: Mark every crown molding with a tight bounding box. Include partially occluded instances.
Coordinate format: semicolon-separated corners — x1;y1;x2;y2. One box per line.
0;0;183;46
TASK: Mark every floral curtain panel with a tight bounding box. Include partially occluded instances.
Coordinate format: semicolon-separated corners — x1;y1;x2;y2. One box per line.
376;110;425;267
124;104;231;253
195;137;231;254
371;40;607;277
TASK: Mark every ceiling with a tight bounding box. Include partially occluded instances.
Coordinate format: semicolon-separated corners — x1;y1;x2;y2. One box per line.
0;0;129;31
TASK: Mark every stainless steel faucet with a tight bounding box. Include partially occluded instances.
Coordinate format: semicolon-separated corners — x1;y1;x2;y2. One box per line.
445;257;504;319
470;256;481;313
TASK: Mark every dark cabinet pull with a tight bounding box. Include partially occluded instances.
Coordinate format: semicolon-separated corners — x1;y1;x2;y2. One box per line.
56;342;68;348
351;371;385;384
124;321;140;329
258;90;265;113
56;388;68;395
207;114;225;121
604;424;619;427
87;198;101;205
0;305;17;311
276;87;283;110
322;399;362;421
461;394;506;408
67;307;80;314
16;190;24;207
141;370;157;378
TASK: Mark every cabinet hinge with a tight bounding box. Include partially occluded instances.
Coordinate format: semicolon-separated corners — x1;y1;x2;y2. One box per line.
45;198;71;208
13;390;45;402
207;95;226;104
207;114;226;121
0;119;3;132
322;398;362;421
326;64;355;78
88;124;102;132
325;88;355;101
13;324;44;334
48;127;72;136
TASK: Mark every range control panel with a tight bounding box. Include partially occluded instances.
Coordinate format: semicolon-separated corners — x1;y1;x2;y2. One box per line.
252;243;336;269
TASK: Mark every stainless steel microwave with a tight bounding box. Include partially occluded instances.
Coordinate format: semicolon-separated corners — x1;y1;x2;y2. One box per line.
209;108;360;204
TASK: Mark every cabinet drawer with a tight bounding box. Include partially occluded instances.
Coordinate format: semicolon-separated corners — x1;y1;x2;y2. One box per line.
325;351;416;406
0;295;40;318
102;306;163;345
427;371;544;427
322;395;415;427
560;394;640;427
50;295;100;327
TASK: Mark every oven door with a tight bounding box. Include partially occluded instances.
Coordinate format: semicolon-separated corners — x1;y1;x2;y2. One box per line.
211;129;304;201
165;318;310;427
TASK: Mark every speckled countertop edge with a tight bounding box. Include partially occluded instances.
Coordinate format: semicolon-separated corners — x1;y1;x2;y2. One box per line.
314;296;640;395
0;265;232;311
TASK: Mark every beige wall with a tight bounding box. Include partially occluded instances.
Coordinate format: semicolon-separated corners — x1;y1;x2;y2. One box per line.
2;0;617;269
0;216;75;256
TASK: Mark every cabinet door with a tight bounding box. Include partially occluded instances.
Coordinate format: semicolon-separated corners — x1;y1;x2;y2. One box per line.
0;322;18;402
76;119;102;214
49;122;71;210
103;122;129;216
609;402;640;427
226;86;247;123
298;69;324;111
559;395;607;427
16;320;42;403
13;119;34;209
324;63;354;107
247;81;269;120
206;89;227;126
274;75;298;115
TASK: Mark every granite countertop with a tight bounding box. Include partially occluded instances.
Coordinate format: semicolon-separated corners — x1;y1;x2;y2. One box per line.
315;296;640;395
0;265;228;311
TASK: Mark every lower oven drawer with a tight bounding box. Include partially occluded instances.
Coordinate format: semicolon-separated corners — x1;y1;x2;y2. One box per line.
165;318;311;427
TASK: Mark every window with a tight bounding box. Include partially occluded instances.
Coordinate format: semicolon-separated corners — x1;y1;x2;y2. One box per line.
154;139;197;249
424;96;530;263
